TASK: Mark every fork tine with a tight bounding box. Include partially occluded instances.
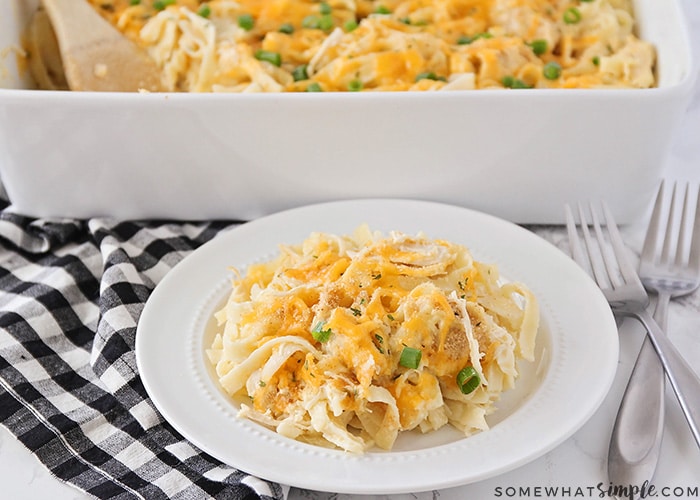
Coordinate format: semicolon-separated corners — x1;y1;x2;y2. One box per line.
564;204;589;270
689;184;700;271
662;182;681;265
601;201;643;287
641;181;666;266
576;202;607;285
589;201;624;288
674;182;691;267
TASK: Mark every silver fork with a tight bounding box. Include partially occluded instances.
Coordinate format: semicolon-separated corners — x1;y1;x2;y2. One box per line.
607;182;700;487
564;200;700;453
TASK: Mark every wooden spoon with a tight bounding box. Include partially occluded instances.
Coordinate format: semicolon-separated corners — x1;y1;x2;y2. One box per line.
26;8;69;90
40;0;163;92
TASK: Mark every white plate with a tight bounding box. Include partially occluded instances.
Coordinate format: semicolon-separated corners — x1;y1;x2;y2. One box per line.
135;199;618;494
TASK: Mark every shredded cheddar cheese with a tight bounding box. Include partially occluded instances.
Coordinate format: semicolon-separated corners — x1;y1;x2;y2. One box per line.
86;0;655;92
206;225;539;452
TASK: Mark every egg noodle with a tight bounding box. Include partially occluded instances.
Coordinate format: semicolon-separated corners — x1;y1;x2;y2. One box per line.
206;225;539;452
88;0;654;92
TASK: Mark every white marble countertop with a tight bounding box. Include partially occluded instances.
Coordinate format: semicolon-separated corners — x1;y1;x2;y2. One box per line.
2;1;700;498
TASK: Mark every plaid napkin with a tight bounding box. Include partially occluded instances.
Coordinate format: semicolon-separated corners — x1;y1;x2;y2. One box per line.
0;192;287;499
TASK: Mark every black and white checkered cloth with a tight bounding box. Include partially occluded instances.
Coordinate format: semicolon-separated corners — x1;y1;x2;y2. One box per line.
0;191;286;499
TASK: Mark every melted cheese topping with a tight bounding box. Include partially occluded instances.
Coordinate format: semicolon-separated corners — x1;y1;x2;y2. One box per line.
207;225;539;452
88;0;654;92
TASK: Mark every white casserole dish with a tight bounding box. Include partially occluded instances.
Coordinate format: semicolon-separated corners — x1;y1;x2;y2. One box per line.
0;0;696;223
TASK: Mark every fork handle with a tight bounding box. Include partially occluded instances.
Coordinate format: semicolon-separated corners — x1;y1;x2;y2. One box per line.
632;307;700;449
608;294;668;485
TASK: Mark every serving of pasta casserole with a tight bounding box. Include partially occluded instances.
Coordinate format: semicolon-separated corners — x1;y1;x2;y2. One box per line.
206;225;539;452
87;0;655;92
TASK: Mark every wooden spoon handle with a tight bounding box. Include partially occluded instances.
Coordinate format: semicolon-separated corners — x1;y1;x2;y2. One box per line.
41;0;163;92
41;0;117;50
27;8;69;90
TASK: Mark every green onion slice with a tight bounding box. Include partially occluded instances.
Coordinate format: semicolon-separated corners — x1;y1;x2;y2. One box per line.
527;39;547;56
456;366;480;394
319;14;334;31
543;61;562;80
415;71;437;81
302;15;320;29
319;2;332;14
279;22;294;34
563;7;581;24
457;32;492;45
293;64;309;81
415;72;446;82
343;19;359;32
238;13;255;30
311;321;332;342
348;79;363;91
197;4;211;18
457;366;481;394
502;75;531;89
255;50;282;67
399;346;422;369
153;0;175;11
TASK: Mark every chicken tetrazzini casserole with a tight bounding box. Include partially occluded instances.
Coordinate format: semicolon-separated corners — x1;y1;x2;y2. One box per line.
206;226;539;452
87;0;655;92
